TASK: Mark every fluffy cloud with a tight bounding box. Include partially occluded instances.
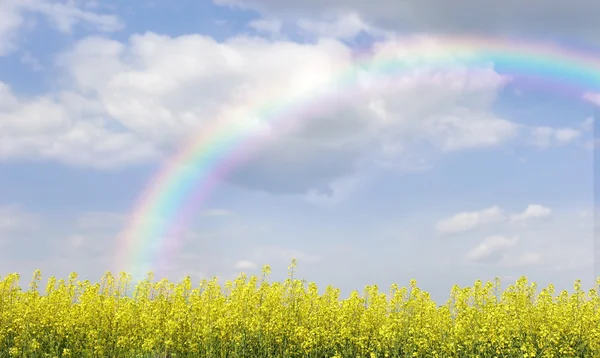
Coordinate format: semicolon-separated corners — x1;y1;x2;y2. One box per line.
437;204;552;235
510;204;552;222
296;12;374;40
248;19;282;34
0;209;134;282
0;0;122;56
234;260;258;270
530;126;581;148
423;111;518;152
216;0;599;41
465;236;544;267
434;205;591;272
1;27;588;195
436;206;506;235
0;205;37;234
2;32;524;194
0;203;593;302
465;235;518;263
0;82;161;167
304;175;362;206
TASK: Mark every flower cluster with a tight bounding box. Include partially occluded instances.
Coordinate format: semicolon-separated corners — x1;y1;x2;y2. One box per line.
1;261;599;357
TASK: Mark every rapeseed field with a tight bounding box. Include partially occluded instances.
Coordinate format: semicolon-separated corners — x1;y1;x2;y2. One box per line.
1;260;599;357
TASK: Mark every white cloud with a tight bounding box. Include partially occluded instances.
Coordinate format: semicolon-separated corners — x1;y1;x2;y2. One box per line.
0;0;122;56
530;126;581;148
69;234;85;248
465;235;518;263
20;52;44;71
554;128;582;143
234;260;258;270
248;18;282;34
297;12;374;39
2;33;517;194
0;81;162;167
22;0;123;33
424;111;519;151
510;204;552;222
217;0;599;41
436;205;591;273
0;204;593;304
0;208;128;281
436;206;506;235
438;204;553;235
0;205;37;233
0;2;27;56
304;175;362;206
581;117;594;132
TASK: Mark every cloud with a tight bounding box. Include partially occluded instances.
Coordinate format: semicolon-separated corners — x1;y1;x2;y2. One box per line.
304;174;362;206
0;0;122;56
4;28;582;198
529;126;581;148
68;234;85;249
581;117;594;132
21;0;123;33
435;205;591;272
578;116;597;150
0;208;125;280
465;235;518;263
217;0;599;41
438;204;553;235
20;52;44;71
0;205;37;234
297;12;373;39
2;33;519;195
248;18;282;34
0;2;24;55
64;211;128;258
436;206;506;235
0;81;162;167
510;204;552;222
0;203;593;303
234;260;258;270
423;110;519;151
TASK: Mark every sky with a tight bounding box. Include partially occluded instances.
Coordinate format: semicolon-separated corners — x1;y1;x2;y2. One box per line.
0;0;599;303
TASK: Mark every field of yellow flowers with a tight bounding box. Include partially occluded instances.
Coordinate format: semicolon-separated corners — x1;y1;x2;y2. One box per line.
1;260;599;358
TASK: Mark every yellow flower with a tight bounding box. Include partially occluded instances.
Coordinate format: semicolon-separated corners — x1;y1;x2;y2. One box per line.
0;261;598;357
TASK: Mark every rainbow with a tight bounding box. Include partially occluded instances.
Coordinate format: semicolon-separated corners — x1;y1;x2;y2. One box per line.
113;35;600;282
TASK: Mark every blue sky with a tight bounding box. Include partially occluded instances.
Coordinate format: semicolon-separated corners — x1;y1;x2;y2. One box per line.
0;0;598;303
